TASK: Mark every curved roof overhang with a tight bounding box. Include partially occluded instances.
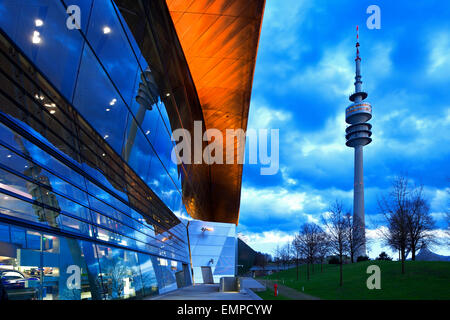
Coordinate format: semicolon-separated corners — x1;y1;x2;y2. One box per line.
166;0;266;224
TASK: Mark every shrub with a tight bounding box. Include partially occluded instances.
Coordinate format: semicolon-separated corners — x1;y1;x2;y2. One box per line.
376;252;393;261
356;255;370;262
328;256;340;264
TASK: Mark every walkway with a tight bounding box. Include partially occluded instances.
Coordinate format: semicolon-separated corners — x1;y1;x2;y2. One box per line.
258;279;320;300
147;284;261;300
240;277;266;292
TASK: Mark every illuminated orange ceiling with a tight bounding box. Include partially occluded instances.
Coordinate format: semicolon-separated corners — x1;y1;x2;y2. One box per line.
166;0;266;224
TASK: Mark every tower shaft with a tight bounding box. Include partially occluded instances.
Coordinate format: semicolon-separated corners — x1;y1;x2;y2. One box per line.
345;26;372;259
353;145;366;257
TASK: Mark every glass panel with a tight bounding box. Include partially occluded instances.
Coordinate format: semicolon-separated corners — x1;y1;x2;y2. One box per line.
0;0;86;100
41;234;100;300
86;0;140;107
123;118;153;182
96;245;142;299
73;44;128;154
137;253;158;297
78;239;103;300
0;222;10;243
155;257;178;294
10;226;26;248
0;228;41;300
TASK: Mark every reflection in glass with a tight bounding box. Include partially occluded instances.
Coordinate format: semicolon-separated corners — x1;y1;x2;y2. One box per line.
96;245;142;299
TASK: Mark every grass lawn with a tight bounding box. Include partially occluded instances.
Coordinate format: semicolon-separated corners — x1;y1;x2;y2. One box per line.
260;261;450;300
255;288;291;300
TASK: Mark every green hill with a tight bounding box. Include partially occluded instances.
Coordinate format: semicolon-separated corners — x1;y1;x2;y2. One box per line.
261;261;450;299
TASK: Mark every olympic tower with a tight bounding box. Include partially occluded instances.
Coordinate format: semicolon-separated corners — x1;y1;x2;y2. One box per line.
345;26;372;258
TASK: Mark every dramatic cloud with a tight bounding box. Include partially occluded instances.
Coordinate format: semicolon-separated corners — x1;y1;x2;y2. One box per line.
238;0;450;257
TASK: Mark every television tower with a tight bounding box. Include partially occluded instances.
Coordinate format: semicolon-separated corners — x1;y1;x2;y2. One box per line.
345;26;372;258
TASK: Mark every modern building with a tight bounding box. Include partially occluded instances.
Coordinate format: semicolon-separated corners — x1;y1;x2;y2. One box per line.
345;26;372;258
0;0;264;300
186;219;237;285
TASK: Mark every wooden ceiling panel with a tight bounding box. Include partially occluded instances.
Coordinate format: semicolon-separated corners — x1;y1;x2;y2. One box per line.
185;0;219;12
168;0;196;12
185;15;237;55
204;0;236;14
166;0;265;224
178;13;220;45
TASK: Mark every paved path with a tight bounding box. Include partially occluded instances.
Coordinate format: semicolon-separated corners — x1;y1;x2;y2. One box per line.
258;279;320;300
147;284;260;300
240;277;266;292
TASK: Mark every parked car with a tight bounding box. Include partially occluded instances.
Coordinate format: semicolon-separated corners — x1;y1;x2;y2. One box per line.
0;269;39;300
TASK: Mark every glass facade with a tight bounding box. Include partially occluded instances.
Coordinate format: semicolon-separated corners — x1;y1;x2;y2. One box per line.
0;0;192;300
187;220;237;284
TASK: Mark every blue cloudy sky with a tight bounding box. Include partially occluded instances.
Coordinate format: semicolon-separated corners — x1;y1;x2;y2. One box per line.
237;0;450;258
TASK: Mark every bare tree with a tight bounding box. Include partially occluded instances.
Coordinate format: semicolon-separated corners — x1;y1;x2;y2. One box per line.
284;243;292;269
294;223;323;280
345;212;366;263
378;176;411;274
317;231;330;272
379;176;409;273
254;252;268;272
322;200;349;286
292;237;302;280
406;186;436;260
273;245;281;271
379;176;437;273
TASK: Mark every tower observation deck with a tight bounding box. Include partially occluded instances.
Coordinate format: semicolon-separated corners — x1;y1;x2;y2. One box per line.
345;26;372;258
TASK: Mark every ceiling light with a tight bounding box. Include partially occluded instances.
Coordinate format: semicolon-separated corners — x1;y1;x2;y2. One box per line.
166;93;170;97
106;108;110;112
35;19;44;27
104;135;109;139
146;130;150;135
103;26;111;34
32;31;41;44
50;110;56;114
7;155;11;158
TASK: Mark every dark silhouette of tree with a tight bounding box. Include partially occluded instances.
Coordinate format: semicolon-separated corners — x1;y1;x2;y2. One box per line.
273;245;282;271
406;186;436;260
379;175;436;273
317;232;330;272
280;243;291;270
254;252;268;272
322;201;349;286
376;251;392;261
378;176;410;274
294;223;323;281
344;212;366;263
292;237;302;280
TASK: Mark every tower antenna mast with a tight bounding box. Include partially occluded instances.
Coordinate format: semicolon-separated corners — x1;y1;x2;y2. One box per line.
345;25;373;259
